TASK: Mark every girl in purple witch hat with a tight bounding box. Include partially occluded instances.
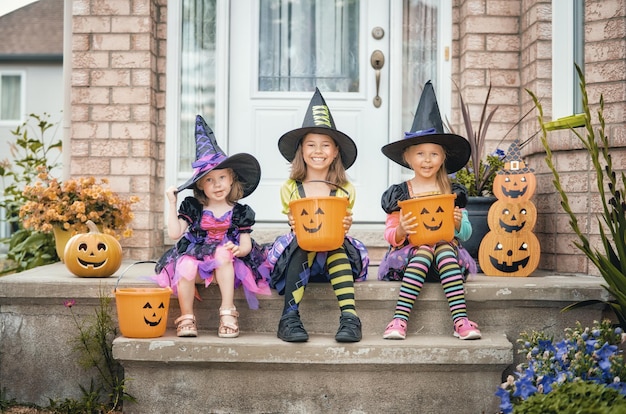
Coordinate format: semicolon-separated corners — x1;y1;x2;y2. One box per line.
154;115;269;338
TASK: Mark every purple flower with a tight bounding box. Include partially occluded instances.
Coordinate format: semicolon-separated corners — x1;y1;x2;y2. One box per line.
63;299;76;308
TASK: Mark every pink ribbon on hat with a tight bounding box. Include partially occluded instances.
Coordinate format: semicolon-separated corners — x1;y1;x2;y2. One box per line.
404;128;436;139
192;153;226;174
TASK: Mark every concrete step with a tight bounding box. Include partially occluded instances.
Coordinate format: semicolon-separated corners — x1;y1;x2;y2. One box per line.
0;261;609;413
113;331;512;414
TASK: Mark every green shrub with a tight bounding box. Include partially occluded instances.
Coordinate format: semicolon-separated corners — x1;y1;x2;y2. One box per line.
513;381;626;414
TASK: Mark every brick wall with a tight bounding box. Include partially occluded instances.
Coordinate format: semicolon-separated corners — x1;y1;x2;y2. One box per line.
70;0;166;260
68;0;625;270
453;0;626;274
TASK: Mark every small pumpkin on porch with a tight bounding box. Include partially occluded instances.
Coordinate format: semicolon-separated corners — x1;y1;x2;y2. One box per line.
63;220;123;277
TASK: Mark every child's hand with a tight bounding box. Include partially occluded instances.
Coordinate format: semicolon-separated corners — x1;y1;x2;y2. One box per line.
399;211;418;237
343;213;353;234
453;206;462;230
165;186;178;204
223;241;242;257
287;212;295;231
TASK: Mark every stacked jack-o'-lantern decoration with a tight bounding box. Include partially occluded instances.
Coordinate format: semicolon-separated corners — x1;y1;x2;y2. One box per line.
478;139;540;276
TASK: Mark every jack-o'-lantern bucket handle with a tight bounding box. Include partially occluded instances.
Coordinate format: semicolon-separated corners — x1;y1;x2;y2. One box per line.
114;260;171;291
288;180;350;201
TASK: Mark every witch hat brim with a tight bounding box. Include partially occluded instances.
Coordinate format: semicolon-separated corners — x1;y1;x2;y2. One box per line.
278;88;357;169
176;153;261;198
381;81;470;173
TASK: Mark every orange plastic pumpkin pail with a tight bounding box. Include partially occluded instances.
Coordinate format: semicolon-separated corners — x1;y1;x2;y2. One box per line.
114;261;172;338
289;196;349;251
398;194;457;246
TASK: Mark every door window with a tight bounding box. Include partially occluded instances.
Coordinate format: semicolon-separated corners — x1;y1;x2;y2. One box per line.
402;0;440;131
178;0;218;176
258;0;360;92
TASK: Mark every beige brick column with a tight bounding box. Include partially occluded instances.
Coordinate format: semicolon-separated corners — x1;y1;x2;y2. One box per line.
70;0;166;260
452;0;522;155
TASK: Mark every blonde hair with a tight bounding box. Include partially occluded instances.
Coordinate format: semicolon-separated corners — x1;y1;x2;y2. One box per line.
193;168;244;206
289;134;348;186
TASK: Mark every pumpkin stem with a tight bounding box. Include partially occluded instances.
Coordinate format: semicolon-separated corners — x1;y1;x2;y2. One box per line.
86;220;100;233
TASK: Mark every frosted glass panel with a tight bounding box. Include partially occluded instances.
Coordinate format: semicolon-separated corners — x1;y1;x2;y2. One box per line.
402;0;438;130
179;0;217;174
258;0;360;92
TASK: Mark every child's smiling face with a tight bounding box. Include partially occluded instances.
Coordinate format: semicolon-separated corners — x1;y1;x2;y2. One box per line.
301;133;339;171
403;142;445;178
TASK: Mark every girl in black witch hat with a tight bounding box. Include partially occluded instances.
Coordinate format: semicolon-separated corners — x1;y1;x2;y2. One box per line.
260;88;369;343
380;81;481;341
154;115;270;338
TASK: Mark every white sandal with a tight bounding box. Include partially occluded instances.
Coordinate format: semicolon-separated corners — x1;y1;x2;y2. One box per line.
175;314;197;337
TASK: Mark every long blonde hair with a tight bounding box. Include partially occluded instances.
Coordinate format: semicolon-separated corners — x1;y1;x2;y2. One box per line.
289;134;348;186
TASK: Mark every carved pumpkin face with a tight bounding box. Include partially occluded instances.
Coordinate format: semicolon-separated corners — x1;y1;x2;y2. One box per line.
492;161;537;201
478;231;540;277
143;300;166;326
487;199;537;233
64;220;123;277
300;206;324;234
399;194;456;246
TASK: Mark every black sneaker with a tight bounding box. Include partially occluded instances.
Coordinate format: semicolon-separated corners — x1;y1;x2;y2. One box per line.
277;311;309;342
335;312;362;342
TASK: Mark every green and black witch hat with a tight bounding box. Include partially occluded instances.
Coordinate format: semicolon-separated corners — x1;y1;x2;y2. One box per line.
278;87;357;169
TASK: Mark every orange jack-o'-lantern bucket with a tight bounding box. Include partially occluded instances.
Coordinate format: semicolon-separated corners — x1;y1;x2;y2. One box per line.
114;261;172;338
289;181;349;252
398;194;457;246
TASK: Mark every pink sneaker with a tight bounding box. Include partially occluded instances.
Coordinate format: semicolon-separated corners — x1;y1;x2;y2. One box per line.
383;318;407;340
454;318;482;340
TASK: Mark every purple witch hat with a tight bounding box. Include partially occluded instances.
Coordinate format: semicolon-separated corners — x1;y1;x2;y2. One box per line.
177;115;261;198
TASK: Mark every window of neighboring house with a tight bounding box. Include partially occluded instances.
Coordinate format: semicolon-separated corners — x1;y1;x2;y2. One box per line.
552;0;584;119
166;0;219;186
0;72;24;123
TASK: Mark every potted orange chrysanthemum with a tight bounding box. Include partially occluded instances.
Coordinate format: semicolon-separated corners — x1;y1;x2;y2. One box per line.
19;167;139;260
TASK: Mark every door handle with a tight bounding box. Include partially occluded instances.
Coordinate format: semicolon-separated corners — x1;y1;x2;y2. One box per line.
370;50;385;108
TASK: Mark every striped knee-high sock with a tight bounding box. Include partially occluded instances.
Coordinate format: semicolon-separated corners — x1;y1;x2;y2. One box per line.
328;248;357;315
393;247;433;321
283;249;315;315
435;244;467;322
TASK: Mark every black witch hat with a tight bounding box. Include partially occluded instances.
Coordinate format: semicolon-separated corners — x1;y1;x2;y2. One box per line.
177;115;261;198
278;87;357;169
381;81;471;173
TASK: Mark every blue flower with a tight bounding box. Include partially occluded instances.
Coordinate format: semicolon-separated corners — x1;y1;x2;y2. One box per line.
513;368;538;400
495;387;513;414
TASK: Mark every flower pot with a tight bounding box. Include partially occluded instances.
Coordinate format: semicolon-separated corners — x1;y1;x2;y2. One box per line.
463;196;497;259
52;225;75;263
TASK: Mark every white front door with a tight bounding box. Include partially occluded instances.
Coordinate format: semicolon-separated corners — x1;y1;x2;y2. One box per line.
226;0;451;223
229;0;391;223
